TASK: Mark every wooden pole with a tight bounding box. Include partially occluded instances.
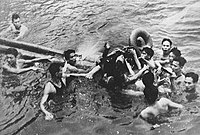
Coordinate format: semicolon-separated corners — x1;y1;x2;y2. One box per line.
0;37;63;56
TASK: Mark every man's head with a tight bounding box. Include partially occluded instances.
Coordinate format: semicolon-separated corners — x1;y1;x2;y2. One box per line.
162;38;172;55
5;48;18;66
141;47;154;60
136;37;145;48
142;71;154;86
48;62;63;78
12;13;21;29
184;72;199;91
63;49;76;64
169;47;181;62
171;56;187;74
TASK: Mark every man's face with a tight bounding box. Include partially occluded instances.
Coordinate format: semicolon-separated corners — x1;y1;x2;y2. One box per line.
184;77;196;91
13;18;21;29
162;41;171;54
68;52;76;64
6;54;16;66
169;52;176;62
141;51;150;60
171;61;181;74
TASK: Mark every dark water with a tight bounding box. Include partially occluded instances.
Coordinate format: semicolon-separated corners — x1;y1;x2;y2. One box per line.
0;0;200;134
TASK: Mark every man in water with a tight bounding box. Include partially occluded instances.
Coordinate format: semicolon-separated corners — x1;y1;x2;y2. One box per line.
184;72;199;102
40;62;69;120
160;38;173;60
156;47;181;68
2;48;43;74
62;49;90;74
140;96;184;125
0;13;28;40
1;48;48;88
170;56;187;92
140;72;184;125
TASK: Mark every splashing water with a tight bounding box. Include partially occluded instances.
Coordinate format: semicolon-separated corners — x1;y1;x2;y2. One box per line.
76;39;104;62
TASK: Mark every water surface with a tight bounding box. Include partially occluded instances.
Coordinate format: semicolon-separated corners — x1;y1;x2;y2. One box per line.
0;0;200;135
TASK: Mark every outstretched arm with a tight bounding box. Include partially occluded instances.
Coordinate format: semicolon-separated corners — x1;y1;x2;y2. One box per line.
2;64;40;74
85;65;101;79
18;55;53;64
160;97;184;109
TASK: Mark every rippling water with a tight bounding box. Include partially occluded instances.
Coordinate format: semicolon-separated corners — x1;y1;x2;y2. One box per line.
0;0;200;134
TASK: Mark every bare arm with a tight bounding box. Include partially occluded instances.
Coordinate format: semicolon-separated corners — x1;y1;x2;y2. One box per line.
18;55;53;64
161;97;184;109
130;49;141;70
64;73;87;77
40;82;54;120
125;59;135;76
143;58;156;69
2;64;38;74
85;65;101;79
127;65;149;83
64;62;87;73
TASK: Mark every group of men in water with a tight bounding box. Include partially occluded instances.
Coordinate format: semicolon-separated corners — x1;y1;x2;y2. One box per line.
1;13;199;127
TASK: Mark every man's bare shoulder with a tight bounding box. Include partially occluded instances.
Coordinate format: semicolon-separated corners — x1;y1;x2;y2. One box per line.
44;82;56;94
21;24;28;31
158;97;171;104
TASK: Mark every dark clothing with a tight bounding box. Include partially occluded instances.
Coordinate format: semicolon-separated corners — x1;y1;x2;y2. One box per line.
47;79;67;104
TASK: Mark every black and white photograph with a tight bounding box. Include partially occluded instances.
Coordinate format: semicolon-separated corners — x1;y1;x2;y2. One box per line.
0;0;200;134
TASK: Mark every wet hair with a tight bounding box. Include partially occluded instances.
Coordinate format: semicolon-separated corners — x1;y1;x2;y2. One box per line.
185;72;199;83
162;38;172;46
63;49;75;60
142;71;154;86
142;47;154;59
142;72;158;105
173;56;187;67
12;13;20;22
48;62;62;77
5;48;18;57
170;47;181;57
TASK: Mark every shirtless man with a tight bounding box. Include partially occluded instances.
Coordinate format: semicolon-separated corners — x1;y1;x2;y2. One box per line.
140;97;184;123
62;49;90;74
183;72;199;102
184;72;199;92
140;78;184;125
161;38;173;60
156;47;181;68
2;48;43;74
170;56;187;92
0;13;28;40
